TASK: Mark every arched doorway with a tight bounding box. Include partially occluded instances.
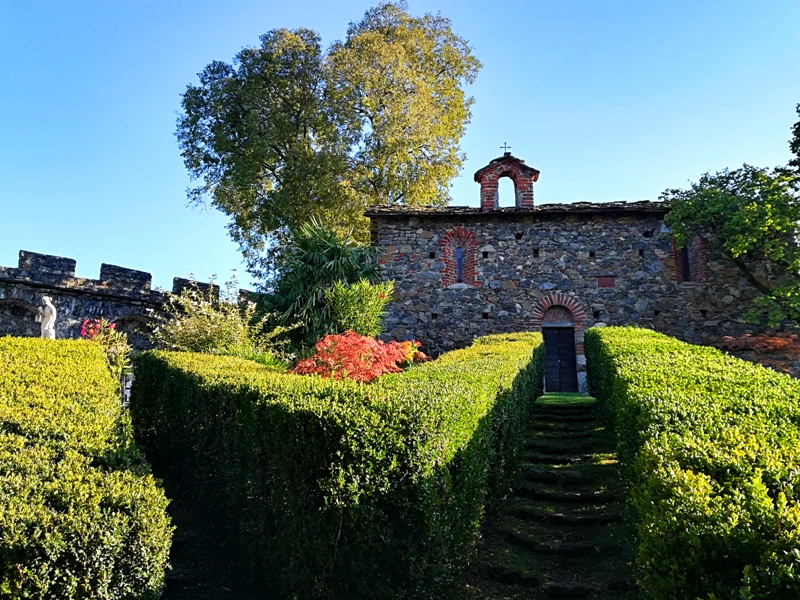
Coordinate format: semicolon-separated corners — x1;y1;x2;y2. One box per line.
0;298;40;338
541;305;579;392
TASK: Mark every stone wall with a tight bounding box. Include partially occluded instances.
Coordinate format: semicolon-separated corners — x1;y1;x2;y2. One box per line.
0;250;222;350
367;202;769;371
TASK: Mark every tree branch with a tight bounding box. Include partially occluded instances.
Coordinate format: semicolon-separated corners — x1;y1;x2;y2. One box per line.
730;254;771;297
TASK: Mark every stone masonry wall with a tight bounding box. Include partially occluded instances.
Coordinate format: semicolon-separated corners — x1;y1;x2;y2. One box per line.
370;205;769;364
0;250;222;350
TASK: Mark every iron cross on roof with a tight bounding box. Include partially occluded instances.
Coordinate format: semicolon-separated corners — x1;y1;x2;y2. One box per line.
500;142;511;154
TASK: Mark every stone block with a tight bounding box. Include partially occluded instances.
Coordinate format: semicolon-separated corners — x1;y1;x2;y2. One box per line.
172;278;220;300
100;264;152;293
18;250;76;280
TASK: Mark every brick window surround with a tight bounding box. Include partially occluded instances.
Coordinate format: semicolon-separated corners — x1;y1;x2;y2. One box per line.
440;227;478;286
669;234;709;282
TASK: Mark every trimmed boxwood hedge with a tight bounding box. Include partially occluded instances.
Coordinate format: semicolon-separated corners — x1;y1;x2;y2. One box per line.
585;327;800;599
131;332;544;599
0;337;172;599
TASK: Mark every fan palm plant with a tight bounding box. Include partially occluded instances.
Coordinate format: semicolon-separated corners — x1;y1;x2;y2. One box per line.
262;220;381;348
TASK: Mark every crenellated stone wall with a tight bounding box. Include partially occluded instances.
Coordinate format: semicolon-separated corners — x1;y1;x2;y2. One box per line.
0;250;222;350
366;202;770;373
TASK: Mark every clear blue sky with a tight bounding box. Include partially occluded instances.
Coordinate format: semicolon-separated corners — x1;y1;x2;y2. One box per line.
1;1;798;290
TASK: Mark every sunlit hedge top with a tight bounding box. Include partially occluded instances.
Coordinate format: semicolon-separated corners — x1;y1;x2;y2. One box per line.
0;337;121;456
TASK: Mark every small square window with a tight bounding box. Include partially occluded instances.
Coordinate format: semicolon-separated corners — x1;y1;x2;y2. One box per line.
533;248;540;258
589;251;596;258
515;232;523;240
429;252;436;259
482;312;489;319
482;251;489;259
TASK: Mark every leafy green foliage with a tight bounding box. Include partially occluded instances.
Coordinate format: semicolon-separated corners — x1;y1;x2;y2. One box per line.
790;103;800;174
663;164;800;325
585;326;800;599
263;222;381;347
176;2;480;276
0;337;172;599
326;2;481;209
325;278;393;337
150;275;290;368
131;332;543;598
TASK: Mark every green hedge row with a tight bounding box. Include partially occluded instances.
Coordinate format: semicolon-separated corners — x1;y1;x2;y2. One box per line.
585;327;800;599
0;337;172;599
131;332;544;599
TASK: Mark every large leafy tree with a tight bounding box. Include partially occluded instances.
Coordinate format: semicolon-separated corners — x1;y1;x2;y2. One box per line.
176;2;480;278
663;164;800;326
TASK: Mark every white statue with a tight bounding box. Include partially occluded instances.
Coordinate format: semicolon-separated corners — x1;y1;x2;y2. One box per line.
38;296;57;340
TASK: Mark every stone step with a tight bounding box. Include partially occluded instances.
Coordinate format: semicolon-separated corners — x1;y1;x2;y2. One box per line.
534;429;599;440
524;442;595;455
505;531;625;558
535;403;595;413
535;412;597;423
516;506;621;526
606;576;631;592
524;453;592;466
517;484;619;504
523;467;589;486
489;565;542;587
545;581;592;598
531;422;598;432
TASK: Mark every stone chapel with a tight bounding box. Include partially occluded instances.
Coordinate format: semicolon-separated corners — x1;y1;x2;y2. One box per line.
366;153;767;393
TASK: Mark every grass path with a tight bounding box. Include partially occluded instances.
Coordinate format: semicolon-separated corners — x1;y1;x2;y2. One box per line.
461;393;642;599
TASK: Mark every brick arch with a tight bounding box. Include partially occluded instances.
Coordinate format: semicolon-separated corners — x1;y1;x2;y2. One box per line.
0;297;40;316
531;294;587;327
112;312;152;326
473;154;539;211
112;313;155;351
440;227;479;286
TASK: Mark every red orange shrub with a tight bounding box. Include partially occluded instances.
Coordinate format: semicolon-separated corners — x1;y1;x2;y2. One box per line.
291;330;428;382
720;330;800;356
719;330;800;374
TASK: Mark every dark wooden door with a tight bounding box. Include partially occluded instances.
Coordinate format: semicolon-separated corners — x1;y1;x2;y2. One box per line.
543;327;579;392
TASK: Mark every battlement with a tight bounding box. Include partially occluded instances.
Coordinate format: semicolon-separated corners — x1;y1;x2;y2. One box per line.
0;250;258;351
0;250;231;302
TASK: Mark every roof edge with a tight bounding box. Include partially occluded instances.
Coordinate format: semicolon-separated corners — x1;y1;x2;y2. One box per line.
365;200;670;218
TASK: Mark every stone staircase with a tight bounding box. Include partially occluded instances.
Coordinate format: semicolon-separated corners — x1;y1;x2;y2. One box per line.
462;394;640;599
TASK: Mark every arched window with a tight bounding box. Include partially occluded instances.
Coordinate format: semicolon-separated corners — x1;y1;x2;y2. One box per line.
497;177;517;210
440;227;478;287
670;235;708;283
681;247;691;281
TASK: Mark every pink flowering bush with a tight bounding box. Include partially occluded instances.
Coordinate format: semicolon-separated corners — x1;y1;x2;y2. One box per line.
81;318;131;383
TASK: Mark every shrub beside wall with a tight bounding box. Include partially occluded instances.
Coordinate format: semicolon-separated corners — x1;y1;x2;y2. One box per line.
132;332;544;599
585;327;800;599
0;337;172;599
